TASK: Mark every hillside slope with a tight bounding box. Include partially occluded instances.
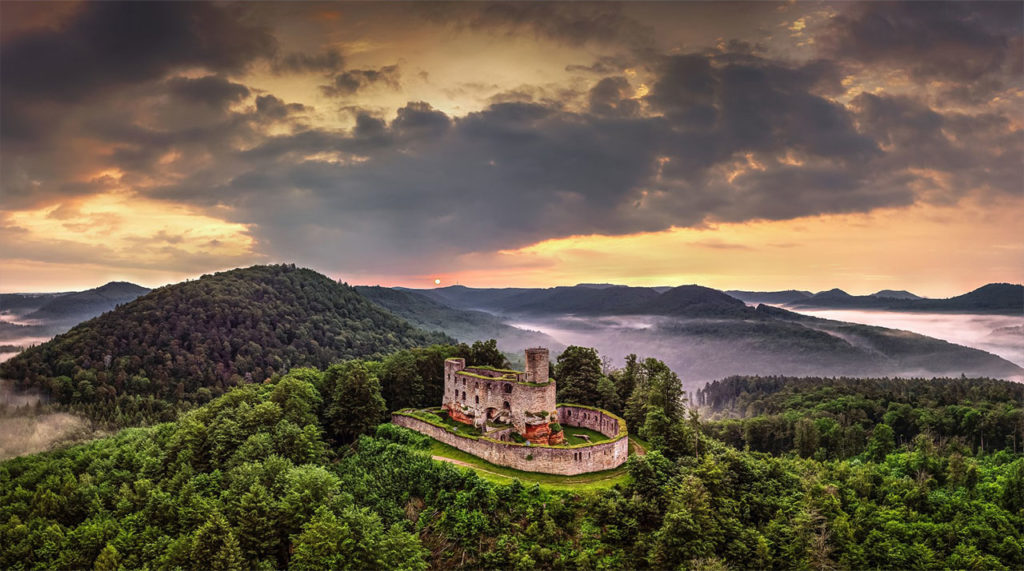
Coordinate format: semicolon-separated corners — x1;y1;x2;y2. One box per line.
355;286;561;353
401;285;1022;387
0;265;449;415
24;281;150;322
725;289;813;304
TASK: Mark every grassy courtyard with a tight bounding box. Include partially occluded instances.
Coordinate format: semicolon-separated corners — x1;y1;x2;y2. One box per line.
557;425;609;446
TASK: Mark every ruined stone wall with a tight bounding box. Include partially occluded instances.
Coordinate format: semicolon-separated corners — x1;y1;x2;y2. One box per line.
524;347;549;383
445;370;556;432
557;405;622;438
392;406;628;476
442;358;466;412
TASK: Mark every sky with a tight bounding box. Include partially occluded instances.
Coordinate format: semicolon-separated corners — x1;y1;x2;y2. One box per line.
1;1;1022;297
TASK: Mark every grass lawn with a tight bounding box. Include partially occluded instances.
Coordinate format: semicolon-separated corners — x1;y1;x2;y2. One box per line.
425;438;635;492
557;426;609;446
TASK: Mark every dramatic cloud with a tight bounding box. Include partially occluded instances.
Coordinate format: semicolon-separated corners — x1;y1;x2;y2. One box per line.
1;1;1020;289
271;48;345;75
321;65;401;97
820;1;1024;102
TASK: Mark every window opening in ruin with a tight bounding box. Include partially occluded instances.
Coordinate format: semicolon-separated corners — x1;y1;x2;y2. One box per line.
504;384;512;394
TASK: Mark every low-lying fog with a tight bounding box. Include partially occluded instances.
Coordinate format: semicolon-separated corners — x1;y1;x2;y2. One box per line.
0;379;104;459
508;311;1024;393
782;309;1024;368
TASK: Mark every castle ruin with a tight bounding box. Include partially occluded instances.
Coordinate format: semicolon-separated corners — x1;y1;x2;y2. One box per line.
443;347;561;444
392;347;629;475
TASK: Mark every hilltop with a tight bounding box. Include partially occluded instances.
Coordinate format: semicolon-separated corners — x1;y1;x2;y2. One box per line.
411;283;756;318
22;281;150;322
788;283;1023;314
0;282;150;345
0;265;449;421
355;286;561;354
725;289;813;304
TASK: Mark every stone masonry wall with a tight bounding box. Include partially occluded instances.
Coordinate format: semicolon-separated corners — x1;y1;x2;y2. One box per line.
557;405;622;438
393;406;628;476
444;367;557;433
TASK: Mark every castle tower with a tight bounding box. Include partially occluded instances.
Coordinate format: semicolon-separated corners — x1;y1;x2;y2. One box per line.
524;347;549;383
444;357;466;382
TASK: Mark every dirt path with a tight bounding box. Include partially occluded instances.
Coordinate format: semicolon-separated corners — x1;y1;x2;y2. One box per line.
630;438;647;456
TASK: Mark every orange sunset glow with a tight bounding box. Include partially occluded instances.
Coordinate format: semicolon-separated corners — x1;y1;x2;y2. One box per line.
1;2;1021;296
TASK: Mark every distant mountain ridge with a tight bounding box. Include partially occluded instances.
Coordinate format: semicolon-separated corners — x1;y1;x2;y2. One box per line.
789;283;1022;314
409;283;759;318
400;282;1023;383
407;282;1022;316
725;290;814;305
23;281;151;322
870;289;921;300
354;286;561;353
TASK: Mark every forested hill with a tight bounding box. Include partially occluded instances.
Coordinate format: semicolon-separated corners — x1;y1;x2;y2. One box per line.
698;374;1024;458
408;283;758;317
354;286;560;353
22;281;150;322
788;283;1024;314
3;347;1024;569
0;265;450;422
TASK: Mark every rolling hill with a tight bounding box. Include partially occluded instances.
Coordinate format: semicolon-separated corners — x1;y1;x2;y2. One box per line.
398;283;1023;387
725;289;813;304
0;265;450;417
788;283;1023;314
23;281;150;322
0;282;150;346
354;286;561;353
410;284;754;317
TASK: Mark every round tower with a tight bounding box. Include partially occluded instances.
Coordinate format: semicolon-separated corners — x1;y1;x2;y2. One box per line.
524;347;549;383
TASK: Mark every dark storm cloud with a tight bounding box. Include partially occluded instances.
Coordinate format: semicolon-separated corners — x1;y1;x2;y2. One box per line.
565;55;634;75
321;65;401;97
647;52;879;171
0;1;275;150
391;102;451;139
1;2;273;103
821;1;1023;100
2;1;1020;276
255;95;308;122
271;49;345;75
165;76;251;109
588;77;640;117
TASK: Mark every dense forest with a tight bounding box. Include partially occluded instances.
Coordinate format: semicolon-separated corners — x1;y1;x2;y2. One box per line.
0;265;450;425
3;342;1023;569
697;376;1024;459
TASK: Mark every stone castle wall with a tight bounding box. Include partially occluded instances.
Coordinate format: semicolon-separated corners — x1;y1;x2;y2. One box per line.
393;405;628;476
524;347;549;383
557;405;622;438
443;357;557;433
